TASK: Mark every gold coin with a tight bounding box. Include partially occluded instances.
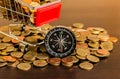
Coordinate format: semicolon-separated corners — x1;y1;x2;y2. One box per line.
25;36;37;43
88;41;99;48
70;56;79;63
2;56;17;62
17;63;31;71
79;61;94;71
0;62;7;67
97;49;110;55
36;53;49;60
0;51;9;56
21;31;31;36
87;35;99;42
76;42;88;49
2;36;12;43
62;62;73;67
41;24;53;30
76;55;86;60
100;41;113;51
62;57;74;65
93;51;110;57
98;34;109;41
5;46;15;52
76;48;90;57
12;31;21;36
0;43;7;50
8;60;19;67
30;2;40;7
33;60;48;67
72;23;84;29
23;51;37;61
48;58;61;66
0;33;5;39
0;56;6;62
108;37;118;43
87;55;100;63
11;52;23;58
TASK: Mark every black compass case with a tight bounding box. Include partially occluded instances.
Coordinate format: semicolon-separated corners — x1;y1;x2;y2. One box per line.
44;27;76;58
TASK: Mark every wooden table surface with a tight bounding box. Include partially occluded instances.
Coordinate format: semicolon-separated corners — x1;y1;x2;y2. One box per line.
0;0;120;79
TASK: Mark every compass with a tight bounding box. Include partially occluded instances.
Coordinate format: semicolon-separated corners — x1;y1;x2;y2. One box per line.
44;26;76;58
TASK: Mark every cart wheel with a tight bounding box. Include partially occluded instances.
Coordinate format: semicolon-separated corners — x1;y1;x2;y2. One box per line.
44;27;76;58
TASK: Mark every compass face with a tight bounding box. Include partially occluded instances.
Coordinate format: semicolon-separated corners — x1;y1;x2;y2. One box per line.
45;27;76;58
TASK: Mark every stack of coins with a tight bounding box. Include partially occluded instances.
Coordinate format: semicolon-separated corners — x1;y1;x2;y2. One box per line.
0;23;118;71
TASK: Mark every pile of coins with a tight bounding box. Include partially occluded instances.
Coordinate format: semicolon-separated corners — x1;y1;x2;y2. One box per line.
0;23;118;71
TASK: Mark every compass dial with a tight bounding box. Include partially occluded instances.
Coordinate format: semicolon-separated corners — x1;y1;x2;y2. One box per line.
45;27;76;58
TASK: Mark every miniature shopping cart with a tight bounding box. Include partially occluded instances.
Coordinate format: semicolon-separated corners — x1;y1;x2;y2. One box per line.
0;0;76;57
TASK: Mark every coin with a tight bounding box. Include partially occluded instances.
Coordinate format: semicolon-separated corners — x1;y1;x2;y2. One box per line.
12;36;25;44
94;51;110;57
76;48;90;57
76;55;86;60
48;58;61;66
12;31;21;36
72;23;84;29
5;46;15;52
33;60;48;67
88;41;99;48
2;36;12;43
97;49;110;55
0;62;7;67
8;60;19;67
0;43;7;50
23;51;37;61
41;24;53;30
76;42;88;49
11;52;23;58
0;51;9;56
10;25;22;31
62;62;73;67
30;2;40;7
62;57;74;64
32;0;40;3
79;61;94;71
21;31;31;36
0;56;6;62
2;56;17;62
87;55;100;63
0;33;5;39
25;36;37;43
92;30;100;35
36;53;49;60
108;37;118;43
100;41;113;51
98;34;109;41
62;57;74;67
70;56;79;63
87;35;99;42
17;63;31;71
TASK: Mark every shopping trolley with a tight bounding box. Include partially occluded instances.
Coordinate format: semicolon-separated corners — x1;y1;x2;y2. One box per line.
0;0;76;57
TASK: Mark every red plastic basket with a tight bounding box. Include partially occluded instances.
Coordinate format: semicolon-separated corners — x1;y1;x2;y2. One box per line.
35;0;61;27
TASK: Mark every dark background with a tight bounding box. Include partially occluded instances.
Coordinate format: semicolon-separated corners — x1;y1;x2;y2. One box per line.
0;0;120;79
